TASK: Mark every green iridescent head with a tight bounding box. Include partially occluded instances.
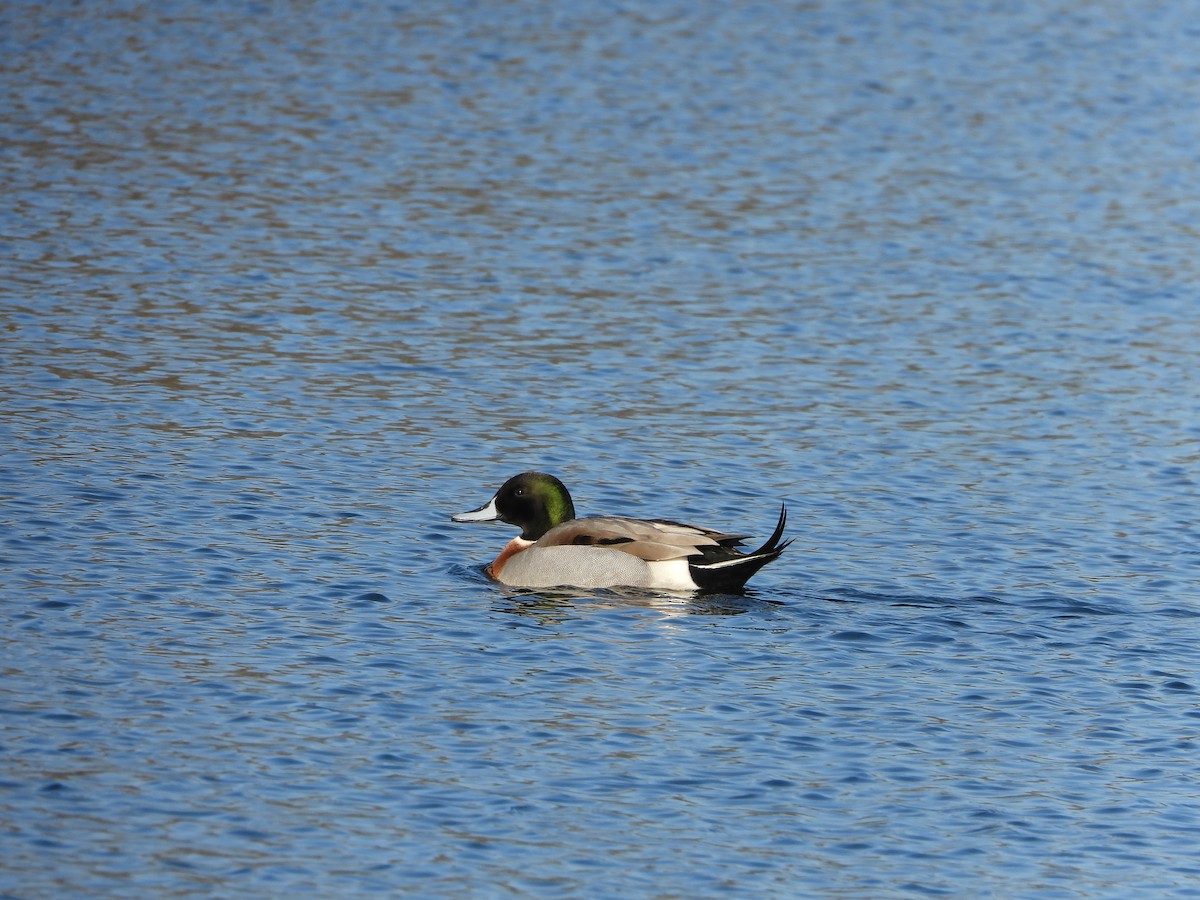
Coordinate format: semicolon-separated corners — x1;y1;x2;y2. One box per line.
451;471;576;540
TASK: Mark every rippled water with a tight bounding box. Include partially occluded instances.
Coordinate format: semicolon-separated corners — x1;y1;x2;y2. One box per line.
4;1;1199;896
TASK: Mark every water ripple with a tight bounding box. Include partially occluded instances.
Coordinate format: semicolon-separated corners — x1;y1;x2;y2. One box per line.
4;0;1200;896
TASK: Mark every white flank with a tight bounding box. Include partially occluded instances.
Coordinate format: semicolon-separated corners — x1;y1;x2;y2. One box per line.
645;558;700;591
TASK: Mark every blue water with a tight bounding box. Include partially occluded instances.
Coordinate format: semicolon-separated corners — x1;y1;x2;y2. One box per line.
3;1;1199;896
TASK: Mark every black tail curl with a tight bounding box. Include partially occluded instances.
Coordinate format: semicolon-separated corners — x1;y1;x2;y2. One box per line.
689;504;792;593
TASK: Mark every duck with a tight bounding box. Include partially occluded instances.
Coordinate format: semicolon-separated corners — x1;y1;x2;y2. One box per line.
451;471;791;592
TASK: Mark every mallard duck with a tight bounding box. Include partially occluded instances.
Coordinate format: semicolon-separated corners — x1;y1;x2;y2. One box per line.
452;471;790;591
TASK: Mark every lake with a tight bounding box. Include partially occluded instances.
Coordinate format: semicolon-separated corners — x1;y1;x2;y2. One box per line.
3;0;1199;896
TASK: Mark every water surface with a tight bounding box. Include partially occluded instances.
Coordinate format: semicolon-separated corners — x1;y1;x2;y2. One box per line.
3;1;1199;896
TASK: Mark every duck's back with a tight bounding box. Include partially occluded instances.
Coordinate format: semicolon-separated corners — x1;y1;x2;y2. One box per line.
538;515;735;560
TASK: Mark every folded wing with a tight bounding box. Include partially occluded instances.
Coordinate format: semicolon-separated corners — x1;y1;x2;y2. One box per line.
538;515;749;562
